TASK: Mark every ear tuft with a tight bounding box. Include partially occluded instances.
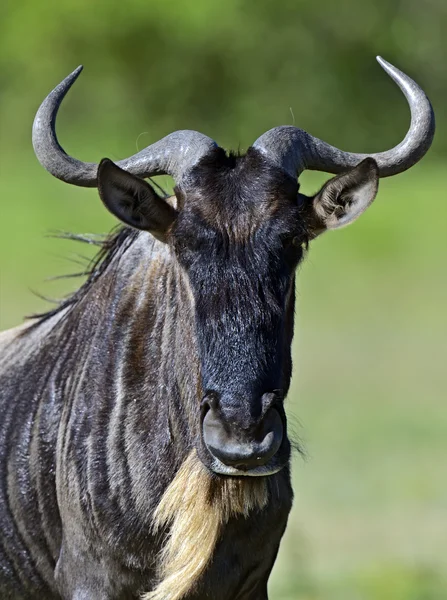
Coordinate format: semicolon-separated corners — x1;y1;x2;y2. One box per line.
97;159;177;241
313;158;379;231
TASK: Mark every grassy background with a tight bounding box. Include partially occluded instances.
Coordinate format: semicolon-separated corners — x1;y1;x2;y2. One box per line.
271;166;447;598
1;0;446;597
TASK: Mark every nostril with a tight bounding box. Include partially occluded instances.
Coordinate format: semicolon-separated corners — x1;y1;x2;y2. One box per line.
202;405;284;470
261;392;281;416
200;391;219;419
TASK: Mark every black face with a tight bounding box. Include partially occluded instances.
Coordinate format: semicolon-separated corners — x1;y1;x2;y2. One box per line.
98;148;380;477
171;148;308;476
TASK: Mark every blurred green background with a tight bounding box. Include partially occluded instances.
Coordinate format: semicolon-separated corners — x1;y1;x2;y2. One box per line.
0;1;446;598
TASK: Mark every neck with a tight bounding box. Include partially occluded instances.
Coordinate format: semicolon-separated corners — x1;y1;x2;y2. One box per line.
52;231;201;531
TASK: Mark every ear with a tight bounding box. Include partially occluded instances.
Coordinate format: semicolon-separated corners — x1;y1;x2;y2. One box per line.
97;159;178;242
312;158;379;232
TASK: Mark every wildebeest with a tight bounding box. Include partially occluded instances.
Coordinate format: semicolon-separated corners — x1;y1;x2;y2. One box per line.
0;56;435;600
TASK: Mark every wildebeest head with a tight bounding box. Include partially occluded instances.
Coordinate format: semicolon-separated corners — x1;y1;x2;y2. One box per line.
32;57;434;477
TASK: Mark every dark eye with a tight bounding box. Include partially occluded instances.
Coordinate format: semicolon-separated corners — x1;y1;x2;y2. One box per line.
281;234;306;265
281;234;302;249
172;228;204;254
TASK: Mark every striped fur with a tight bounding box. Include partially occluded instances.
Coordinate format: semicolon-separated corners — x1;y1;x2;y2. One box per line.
0;148;303;599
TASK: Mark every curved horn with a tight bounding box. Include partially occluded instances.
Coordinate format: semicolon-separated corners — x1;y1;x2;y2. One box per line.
32;66;218;187
252;56;435;178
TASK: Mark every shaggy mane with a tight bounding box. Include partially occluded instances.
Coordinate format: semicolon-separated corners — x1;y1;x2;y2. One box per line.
28;226;138;326
144;451;272;600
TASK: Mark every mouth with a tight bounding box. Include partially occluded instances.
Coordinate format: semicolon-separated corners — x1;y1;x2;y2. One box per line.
200;392;290;477
208;454;288;477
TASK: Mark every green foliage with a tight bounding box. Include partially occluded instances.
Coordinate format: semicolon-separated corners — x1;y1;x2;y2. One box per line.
1;0;446;156
272;564;447;600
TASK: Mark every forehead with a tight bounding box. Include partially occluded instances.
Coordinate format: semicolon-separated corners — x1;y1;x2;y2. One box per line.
176;148;300;240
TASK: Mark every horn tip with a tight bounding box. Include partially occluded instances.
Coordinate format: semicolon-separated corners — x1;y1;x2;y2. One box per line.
64;65;83;86
376;56;398;79
54;66;84;96
71;65;84;78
